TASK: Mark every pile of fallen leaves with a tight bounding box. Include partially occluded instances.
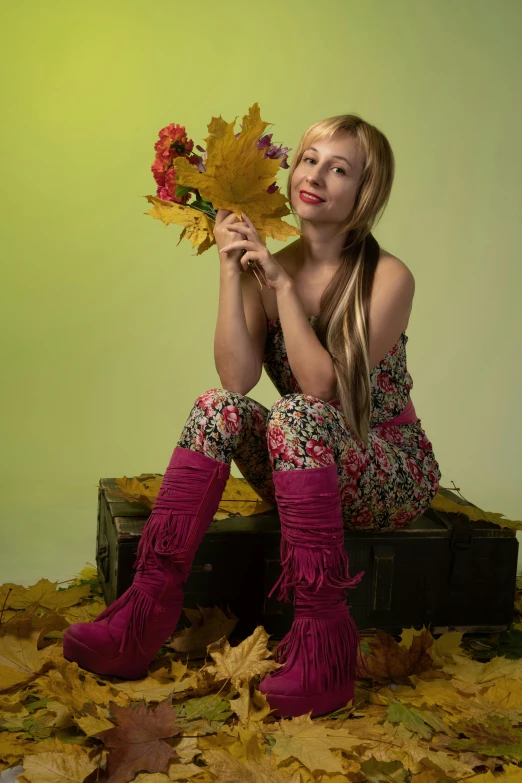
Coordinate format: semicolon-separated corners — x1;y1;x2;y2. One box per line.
1;568;522;783
103;474;522;531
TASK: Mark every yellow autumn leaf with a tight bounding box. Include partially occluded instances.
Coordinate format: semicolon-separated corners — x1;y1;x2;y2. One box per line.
0;731;28;765
205;625;282;691
0;578;92;612
75;709;116;737
482;678;522;715
20;736;100;783
216;474;275;516
0;618;64;690
143;195;217;255
167;604;238;658
228;683;272;727
202;745;301;783
357;719;475;778
430;630;466;666
110;472;272;517
270;712;367;774
108;670;199;702
431;491;522;530
465;765;522;783
145;102;301;254
33;658;129;713
384;678;522;726
442;652;522;684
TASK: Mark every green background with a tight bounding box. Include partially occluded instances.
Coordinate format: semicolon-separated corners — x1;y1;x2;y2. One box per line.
1;0;521;586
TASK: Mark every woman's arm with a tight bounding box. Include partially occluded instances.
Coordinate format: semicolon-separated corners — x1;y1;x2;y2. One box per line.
214;263;263;394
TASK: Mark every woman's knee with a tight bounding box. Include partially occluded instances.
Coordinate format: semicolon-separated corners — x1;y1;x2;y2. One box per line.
267;393;322;421
194;387;250;404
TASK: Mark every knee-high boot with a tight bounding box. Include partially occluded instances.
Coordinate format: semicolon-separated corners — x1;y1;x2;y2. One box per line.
63;446;230;679
258;462;367;717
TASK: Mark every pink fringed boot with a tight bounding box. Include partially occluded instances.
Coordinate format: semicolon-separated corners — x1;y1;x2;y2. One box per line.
258;463;367;718
63;446;230;679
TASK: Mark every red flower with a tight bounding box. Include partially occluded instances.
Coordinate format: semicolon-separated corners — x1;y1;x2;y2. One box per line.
305;438;335;466
222;405;242;435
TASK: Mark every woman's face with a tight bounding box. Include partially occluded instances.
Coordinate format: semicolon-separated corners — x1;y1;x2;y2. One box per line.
290;134;363;225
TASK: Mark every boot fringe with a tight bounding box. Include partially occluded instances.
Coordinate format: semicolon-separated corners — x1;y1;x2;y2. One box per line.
132;512;196;574
93;582;159;656
272;608;367;690
268;538;365;603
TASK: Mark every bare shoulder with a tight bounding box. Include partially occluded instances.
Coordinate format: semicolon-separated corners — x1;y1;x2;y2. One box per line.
376;251;415;290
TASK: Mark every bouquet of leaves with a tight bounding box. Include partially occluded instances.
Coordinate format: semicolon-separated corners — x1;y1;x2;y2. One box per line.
143;102;301;289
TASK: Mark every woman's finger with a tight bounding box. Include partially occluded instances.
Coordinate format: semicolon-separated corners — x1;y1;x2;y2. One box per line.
227;224;250;234
220;239;255;252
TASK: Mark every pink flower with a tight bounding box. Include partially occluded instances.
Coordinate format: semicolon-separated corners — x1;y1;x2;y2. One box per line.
305;438;335;466
418;432;433;451
390;510;413;529
377;372;396;394
376;426;404;446
343;448;363;480
373;440;390;471
222;405;242;434
341;480;359;504
351;508;374;529
268;426;287;457
406;457;425;487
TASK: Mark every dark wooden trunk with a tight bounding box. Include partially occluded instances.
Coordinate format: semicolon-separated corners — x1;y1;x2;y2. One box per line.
96;478;518;641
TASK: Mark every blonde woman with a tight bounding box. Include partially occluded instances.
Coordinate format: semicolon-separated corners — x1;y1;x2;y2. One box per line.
64;114;441;719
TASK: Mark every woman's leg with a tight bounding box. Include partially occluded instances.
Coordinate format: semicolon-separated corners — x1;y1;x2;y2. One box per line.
258;393;366;718
258;393;440;717
177;388;276;506
63;387;274;678
265;393;440;531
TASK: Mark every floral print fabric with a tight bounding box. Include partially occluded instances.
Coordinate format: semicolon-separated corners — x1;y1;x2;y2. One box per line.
176;317;441;531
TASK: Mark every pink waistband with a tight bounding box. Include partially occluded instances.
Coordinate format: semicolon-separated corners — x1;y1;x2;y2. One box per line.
375;396;419;428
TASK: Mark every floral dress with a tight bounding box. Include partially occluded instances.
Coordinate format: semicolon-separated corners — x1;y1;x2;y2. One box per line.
177;315;442;531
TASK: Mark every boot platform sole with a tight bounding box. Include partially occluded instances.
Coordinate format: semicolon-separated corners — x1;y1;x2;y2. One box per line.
63;630;150;680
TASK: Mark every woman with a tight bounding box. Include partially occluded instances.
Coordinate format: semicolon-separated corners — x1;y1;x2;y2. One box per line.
63;114;441;719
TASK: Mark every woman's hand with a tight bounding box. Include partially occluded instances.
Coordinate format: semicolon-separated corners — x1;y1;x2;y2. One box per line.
220;211;292;292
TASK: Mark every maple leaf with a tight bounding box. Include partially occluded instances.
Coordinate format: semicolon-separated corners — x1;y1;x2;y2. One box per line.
0;617;66;691
362;629;435;682
359;718;476;778
228;682;272;726
269;712;367;774
431;492;522;531
0;578;92;614
109;472;272;517
19;737;100;783
203;745;301;783
204;625;281;691
167;604;238;658
94;695;183;783
144;102;301;254
108;670;198;703
33;658;129;714
143;196;217;255
448;714;522;760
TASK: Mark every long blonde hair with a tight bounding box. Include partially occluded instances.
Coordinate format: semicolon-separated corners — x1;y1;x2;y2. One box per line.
286;114;395;446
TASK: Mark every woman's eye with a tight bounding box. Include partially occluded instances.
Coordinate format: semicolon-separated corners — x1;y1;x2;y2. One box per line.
303;157;345;175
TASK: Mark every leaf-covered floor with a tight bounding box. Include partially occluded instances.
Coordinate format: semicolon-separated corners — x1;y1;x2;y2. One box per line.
1;567;522;783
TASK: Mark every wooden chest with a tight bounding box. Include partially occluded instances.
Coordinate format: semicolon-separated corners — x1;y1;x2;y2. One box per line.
96;478;518;641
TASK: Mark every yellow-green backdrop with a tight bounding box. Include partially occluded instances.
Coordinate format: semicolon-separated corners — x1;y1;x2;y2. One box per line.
1;0;521;586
